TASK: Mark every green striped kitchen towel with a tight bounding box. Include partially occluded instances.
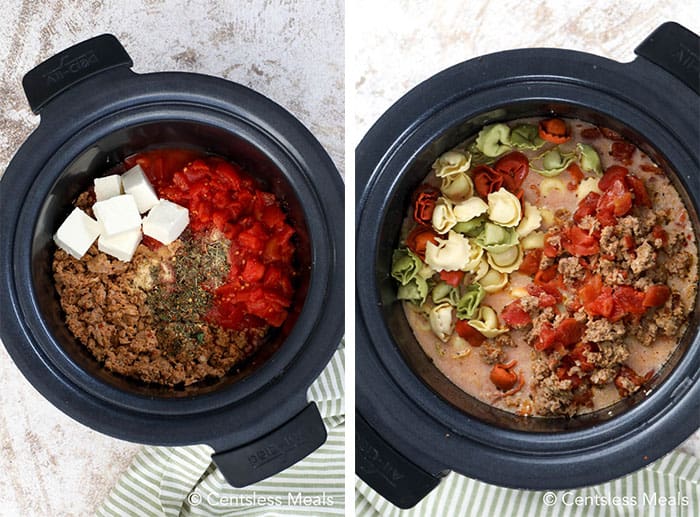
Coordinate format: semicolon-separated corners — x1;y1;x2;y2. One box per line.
97;344;344;517
356;448;699;517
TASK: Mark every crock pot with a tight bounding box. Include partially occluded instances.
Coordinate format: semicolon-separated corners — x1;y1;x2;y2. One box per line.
0;34;343;487
356;22;699;508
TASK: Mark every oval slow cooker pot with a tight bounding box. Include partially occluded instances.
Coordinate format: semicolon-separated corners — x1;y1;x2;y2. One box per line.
356;22;699;508
0;34;343;486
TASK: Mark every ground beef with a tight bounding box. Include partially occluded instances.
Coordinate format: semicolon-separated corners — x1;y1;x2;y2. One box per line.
630;241;656;275
590;367;618;386
519;295;540;315
654;292;687;336
479;340;506;365
630;314;660;347
557;256;585;287
53;240;266;387
584;318;626;343
532;372;576;416
665;250;692;276
584;341;630;369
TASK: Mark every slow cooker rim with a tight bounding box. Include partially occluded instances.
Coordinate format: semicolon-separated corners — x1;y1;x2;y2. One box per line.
0;69;344;445
356;49;699;487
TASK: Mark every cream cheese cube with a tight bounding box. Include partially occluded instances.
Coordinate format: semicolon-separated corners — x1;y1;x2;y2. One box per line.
142;199;190;245
98;229;142;262
92;194;142;237
121;165;159;213
54;207;101;259
94;174;123;201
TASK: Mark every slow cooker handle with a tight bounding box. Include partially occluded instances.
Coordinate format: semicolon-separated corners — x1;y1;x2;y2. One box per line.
634;22;699;95
210;402;327;487
22;34;133;114
356;411;444;509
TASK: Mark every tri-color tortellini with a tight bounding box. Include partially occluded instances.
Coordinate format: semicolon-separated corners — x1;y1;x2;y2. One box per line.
393;117;611;344
432;150;472;177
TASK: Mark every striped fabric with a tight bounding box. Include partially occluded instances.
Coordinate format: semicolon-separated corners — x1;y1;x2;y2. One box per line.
356;449;699;517
97;344;344;517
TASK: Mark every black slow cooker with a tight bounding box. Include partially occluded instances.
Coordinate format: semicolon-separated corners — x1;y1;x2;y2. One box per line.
0;34;343;486
356;22;699;508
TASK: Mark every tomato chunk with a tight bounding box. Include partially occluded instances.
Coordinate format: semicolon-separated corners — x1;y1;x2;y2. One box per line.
643;285;671;308
519;249;543;276
439;270;464;287
455;319;485;346
501;300;531;328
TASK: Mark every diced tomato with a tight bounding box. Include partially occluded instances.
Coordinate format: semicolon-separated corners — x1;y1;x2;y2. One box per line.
643;285;671;308
581;127;602;139
614;365;647;397
528;283;563;304
600;127;624;141
652;225;668;246
501;300;531;328
597;178;632;225
598;165;629;191
556;358;583;389
623;235;635;250
241;260;266;283
556;318;585;347
567;162;584;185
543;232;560;258
573;192;601;224
439;270;464;287
563;226;600;257
569;342;598;372
519;249;543;276
534;265;560;287
613;286;646;316
455;319;485;346
535;318;584;352
626;174;651;208
610;141;636;165
494;152;529;190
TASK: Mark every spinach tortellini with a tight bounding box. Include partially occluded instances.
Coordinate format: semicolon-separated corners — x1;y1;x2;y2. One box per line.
456;283;485;320
475;124;511;157
576;143;602;175
531;147;575;177
391;248;423;285
510;124;545;150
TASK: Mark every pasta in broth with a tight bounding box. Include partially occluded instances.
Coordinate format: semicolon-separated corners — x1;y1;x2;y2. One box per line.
393;118;698;417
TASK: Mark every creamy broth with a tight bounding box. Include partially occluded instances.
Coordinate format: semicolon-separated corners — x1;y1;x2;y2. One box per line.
395;118;698;417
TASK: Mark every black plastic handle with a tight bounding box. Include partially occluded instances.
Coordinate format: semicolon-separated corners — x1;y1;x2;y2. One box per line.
635;22;699;95
356;411;443;509
22;34;133;114
212;403;327;487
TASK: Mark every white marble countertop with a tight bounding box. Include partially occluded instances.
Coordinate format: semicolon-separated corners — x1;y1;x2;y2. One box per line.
353;0;699;456
0;1;342;515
